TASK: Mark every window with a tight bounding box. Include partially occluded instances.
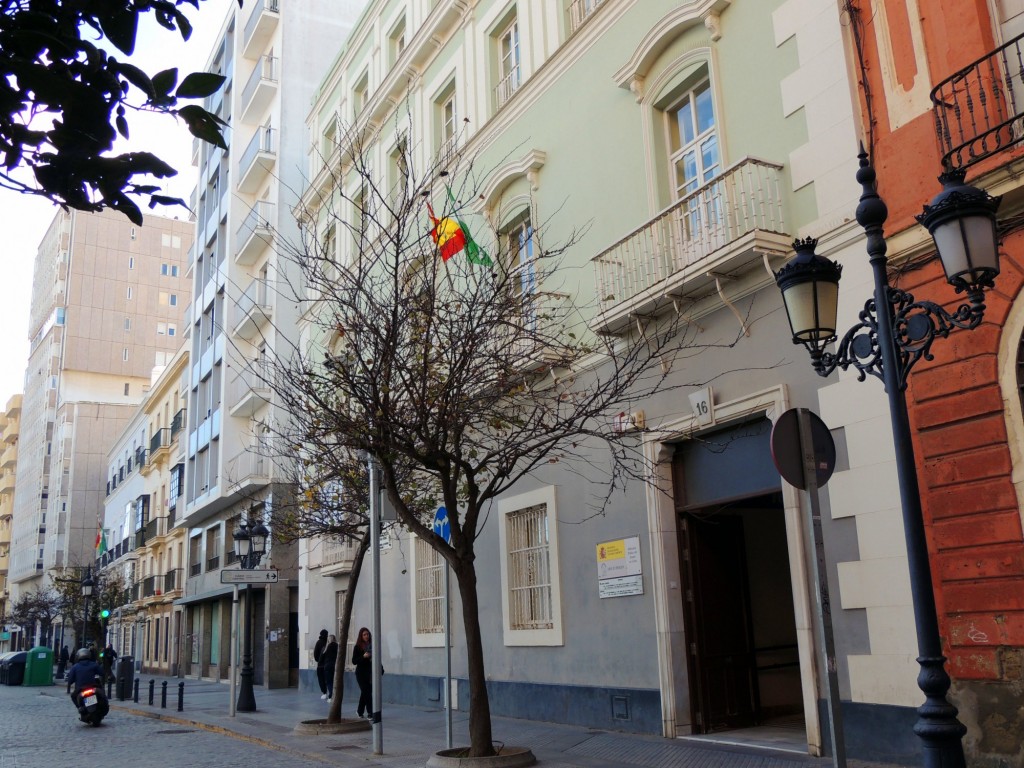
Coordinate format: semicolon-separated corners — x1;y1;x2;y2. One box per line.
128;257;135;270
569;0;604;33
159;292;179;306
168;324;176;337
498;486;563;645
206;525;221;570
157;322;167;335
503;213;537;330
170;293;178;307
189;535;202;576
124;383;130;396
126;286;133;300
353;71;369;117
495;16;521;107
130;226;137;240
436;80;458;159
172;265;179;277
122;348;129;361
389;16;406;66
413;537;445;642
125;317;131;332
667;77;719;200
161;263;169;276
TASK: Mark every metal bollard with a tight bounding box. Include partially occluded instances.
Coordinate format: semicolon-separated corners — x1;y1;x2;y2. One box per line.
160;680;167;709
133;677;140;703
148;678;155;706
177;681;184;712
117;676;125;702
106;677;113;699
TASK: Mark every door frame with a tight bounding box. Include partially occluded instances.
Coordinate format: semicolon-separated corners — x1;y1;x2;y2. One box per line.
642;384;822;754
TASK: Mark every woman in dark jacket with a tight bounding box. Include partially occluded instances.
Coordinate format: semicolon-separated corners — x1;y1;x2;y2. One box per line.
352;627;373;719
323;634;339;700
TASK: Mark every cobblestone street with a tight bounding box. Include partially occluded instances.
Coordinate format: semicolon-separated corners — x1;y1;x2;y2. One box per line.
0;685;332;768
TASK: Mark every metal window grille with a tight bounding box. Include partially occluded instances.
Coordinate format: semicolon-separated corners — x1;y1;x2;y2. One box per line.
506;503;553;630
416;537;444;634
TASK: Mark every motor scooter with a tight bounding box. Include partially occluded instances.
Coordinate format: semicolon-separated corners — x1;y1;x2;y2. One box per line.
72;675;109;726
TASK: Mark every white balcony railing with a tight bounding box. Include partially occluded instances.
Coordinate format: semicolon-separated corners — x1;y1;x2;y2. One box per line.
243;0;280;59
236;200;274;265
592;157;787;322
495;66;521;108
241;55;279;123
238;126;276;193
569;0;604;34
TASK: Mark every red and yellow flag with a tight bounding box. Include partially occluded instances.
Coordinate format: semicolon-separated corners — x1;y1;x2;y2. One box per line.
427;202;468;261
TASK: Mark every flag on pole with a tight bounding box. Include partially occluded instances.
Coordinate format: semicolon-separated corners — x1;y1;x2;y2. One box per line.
95;518;107;557
426;186;493;266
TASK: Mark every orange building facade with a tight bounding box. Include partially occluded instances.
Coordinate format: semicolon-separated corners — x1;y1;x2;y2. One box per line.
843;2;1024;763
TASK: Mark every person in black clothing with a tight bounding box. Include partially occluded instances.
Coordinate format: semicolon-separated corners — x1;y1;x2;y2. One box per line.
101;644;117;682
313;628;329;699
352;626;374;719
66;648;105;713
323;634;339;701
57;645;70;679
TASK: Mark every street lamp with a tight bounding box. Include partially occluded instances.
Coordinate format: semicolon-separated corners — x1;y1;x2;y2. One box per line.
233;519;269;712
80;567;94;649
775;149;1001;768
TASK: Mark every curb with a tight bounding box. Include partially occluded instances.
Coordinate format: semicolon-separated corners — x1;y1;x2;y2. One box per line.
110;704;339;765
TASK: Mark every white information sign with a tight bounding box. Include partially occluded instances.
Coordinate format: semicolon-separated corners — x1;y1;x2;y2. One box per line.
220;569;279;584
596;536;643;598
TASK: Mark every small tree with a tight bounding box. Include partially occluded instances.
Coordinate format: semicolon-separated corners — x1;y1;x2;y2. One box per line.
0;0;234;222
9;587;60;647
261;128;746;755
52;566;126;647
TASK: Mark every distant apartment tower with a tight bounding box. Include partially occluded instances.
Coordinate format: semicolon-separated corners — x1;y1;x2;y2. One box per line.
7;209;194;610
0;394;21;651
179;0;364;688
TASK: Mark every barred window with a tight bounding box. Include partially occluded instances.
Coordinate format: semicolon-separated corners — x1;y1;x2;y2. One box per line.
415;537;445;634
506;503;553;630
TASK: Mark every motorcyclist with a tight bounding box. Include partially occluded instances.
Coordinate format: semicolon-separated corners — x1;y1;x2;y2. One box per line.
66;648;106;714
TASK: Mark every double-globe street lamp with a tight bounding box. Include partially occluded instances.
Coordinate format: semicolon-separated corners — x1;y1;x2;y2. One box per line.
233;520;270;713
774;149;1001;768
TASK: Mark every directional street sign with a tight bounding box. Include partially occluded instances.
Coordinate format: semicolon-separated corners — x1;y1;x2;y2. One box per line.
432;506;452;545
220;569;279;584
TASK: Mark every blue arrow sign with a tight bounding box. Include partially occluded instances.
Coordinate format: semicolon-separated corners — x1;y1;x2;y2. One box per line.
432;506;452;545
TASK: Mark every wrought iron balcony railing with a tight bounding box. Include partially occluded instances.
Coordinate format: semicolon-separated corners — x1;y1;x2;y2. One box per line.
931;30;1024;169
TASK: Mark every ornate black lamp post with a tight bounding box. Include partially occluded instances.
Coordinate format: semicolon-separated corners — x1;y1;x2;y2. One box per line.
80;567;94;648
233;520;269;713
775;150;1001;768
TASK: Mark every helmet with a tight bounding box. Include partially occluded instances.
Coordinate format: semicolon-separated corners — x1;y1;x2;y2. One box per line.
75;648;92;662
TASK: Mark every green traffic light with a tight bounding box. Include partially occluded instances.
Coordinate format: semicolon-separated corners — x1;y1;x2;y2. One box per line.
100;609;110;619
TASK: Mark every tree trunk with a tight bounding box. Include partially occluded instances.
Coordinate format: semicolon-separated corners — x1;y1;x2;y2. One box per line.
454;559;495;757
326;531;372;723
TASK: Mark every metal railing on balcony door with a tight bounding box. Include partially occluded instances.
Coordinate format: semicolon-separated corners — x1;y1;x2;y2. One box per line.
592;157;785;310
931;31;1024;169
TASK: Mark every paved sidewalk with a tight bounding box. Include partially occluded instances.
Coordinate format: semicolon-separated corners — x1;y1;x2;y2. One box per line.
99;674;895;768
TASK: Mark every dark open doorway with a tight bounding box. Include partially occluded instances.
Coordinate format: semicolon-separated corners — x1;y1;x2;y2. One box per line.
679;495;804;733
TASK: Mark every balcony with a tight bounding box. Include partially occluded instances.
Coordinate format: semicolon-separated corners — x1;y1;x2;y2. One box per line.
242;0;280;60
164;567;181;593
495;65;521;109
235;201;275;265
0;442;15;469
232;277;274;341
207;554;221;571
170;408;186;440
149;427;171;462
320;535;357;575
144;516;162;543
591;157;790;334
190;561;202;577
241;55;279;124
225;444;270;493
135;527;147;550
0;472;15;495
569;0;605;35
229;365;272;418
142;574;164;598
931;31;1024;170
238;125;276;194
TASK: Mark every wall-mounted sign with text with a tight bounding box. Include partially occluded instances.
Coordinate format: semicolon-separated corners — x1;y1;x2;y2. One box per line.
596;535;643;598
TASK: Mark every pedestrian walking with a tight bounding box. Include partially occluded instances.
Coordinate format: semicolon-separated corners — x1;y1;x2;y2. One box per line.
323;634;339;701
101;643;117;682
313;628;329;699
56;645;70;679
352;626;375;720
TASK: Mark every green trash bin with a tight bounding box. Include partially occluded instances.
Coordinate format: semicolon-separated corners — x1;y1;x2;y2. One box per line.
22;645;54;686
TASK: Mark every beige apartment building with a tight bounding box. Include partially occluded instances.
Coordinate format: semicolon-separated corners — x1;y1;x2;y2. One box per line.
8;209;193;648
0;395;21;652
100;344;189;675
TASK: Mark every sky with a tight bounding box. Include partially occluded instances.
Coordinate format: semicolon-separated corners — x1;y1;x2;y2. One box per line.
0;0;233;407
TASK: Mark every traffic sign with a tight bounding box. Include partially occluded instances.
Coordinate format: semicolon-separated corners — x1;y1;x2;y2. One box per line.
220;569;279;584
432;506;452;545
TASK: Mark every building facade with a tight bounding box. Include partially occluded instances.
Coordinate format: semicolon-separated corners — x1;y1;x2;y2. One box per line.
293;0;947;764
833;3;1024;766
0;395;21;652
176;0;365;690
7;209;193;649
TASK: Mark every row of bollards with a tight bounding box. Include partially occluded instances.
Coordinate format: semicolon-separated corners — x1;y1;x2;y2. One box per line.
116;675;184;712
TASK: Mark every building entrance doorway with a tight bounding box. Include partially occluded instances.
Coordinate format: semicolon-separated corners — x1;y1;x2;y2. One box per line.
672;420;805;738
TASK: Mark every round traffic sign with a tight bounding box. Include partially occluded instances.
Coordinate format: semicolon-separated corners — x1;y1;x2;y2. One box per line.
770;408;837;490
432;506;452;545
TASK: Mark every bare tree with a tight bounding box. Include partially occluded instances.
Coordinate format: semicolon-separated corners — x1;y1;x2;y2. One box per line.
251;124;749;755
9;588;61;648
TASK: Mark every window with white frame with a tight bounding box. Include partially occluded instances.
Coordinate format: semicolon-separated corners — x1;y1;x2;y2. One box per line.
388;16;406;67
437;80;458;157
498;485;563;646
495;15;521;108
412;536;445;644
502;211;537;331
353;71;369;118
